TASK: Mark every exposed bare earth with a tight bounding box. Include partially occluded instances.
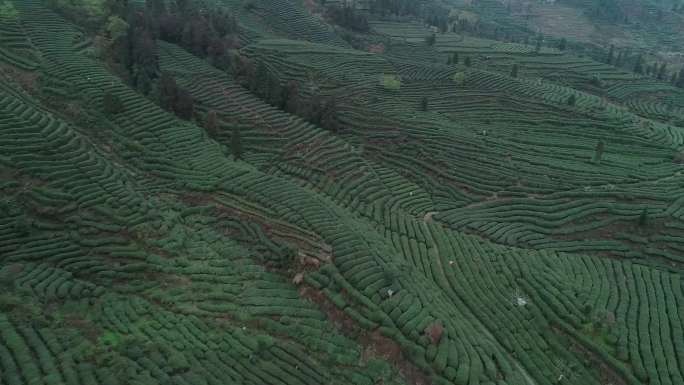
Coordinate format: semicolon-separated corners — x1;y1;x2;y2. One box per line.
300;286;432;385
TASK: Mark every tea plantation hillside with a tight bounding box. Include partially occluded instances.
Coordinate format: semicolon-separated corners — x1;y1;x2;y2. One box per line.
0;0;683;385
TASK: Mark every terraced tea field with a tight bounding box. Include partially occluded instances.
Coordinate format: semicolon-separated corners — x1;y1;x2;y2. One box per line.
0;0;683;384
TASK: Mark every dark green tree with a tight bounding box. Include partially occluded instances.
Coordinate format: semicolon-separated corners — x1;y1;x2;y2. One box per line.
638;207;648;227
320;97;339;132
425;33;436;46
271;75;284;107
158;71;193;120
175;0;188;14
105;0;129;18
13;217;31;236
208;38;230;70
677;68;684;88
253;61;270;96
510;64;519;78
606;44;614;64
231;127;243;160
325;5;369;32
558;38;567;51
452;52;459;64
103;91;124;115
283;81;300;114
305;99;322;126
133;69;153;95
615;51;624;67
657;63;667;80
567;94;576;106
593;140;605;164
420;96;428;111
159;71;178;111
534;33;542;53
464;56;471;67
173;88;194;120
633;54;643;74
127;13;159;94
145;0;166;19
205;110;218;138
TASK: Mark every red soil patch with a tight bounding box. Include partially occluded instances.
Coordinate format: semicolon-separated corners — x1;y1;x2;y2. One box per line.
368;43;386;54
65;316;102;343
425;321;443;345
300;286;357;334
302;0;320;16
300;286;432;385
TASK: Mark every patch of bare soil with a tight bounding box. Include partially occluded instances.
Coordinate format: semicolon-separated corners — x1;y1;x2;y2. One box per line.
423;211;439;223
0;64;39;94
553;326;628;385
368;43;385;54
300;286;432;385
65;316;102;343
181;192;330;259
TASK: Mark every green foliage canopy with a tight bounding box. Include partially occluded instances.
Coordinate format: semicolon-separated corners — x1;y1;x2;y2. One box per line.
105;15;128;41
381;74;401;90
0;1;18;20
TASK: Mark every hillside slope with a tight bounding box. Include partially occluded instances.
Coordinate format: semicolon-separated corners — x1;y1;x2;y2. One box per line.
0;0;683;385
